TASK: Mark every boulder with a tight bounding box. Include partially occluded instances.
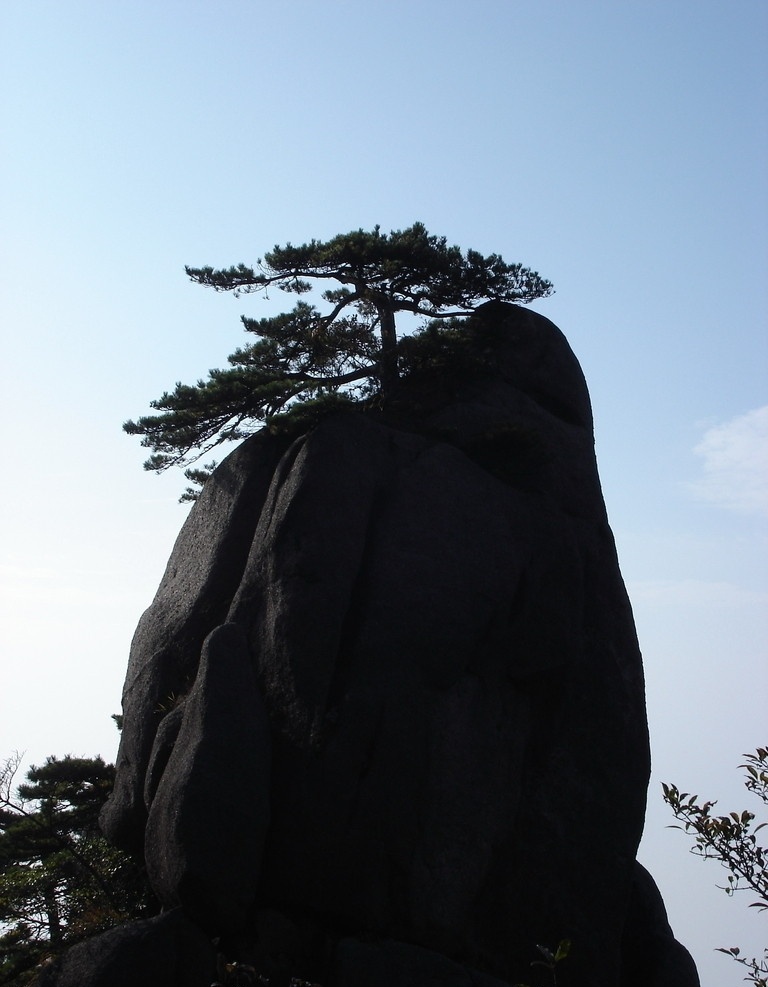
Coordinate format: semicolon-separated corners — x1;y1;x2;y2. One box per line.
328;938;516;987
101;431;288;853
99;303;698;986
36;909;215;987
144;622;271;933
620;862;702;986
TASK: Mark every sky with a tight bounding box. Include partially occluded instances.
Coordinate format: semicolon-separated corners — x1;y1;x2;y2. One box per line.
1;2;766;983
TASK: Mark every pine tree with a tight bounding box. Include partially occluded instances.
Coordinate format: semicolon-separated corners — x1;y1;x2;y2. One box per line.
124;223;553;479
0;755;153;985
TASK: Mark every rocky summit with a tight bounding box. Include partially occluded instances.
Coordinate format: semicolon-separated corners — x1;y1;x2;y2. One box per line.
51;304;699;986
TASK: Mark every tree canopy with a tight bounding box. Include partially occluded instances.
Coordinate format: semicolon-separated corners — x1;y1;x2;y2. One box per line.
124;223;553;483
0;754;153;985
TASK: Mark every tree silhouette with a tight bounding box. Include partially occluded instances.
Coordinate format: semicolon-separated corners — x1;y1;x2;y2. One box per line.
124;223;553;478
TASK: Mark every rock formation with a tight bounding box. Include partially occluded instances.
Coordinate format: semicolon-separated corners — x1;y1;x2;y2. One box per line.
60;303;697;986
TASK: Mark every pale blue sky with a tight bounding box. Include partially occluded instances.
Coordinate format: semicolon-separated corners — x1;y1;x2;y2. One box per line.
1;3;766;984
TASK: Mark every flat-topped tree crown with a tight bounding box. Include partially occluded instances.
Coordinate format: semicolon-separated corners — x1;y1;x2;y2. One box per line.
124;223;553;488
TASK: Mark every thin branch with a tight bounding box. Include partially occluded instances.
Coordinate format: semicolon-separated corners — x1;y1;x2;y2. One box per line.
318;290;362;327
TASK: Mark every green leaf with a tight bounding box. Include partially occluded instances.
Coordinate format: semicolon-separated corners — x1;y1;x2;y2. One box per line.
555;939;572;962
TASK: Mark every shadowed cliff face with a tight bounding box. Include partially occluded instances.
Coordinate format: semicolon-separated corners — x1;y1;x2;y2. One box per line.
95;304;698;987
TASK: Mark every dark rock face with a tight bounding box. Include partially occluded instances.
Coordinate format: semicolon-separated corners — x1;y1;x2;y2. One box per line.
329;938;516;987
620;863;701;987
91;304;697;987
102;428;289;854
36;909;216;987
144;622;271;934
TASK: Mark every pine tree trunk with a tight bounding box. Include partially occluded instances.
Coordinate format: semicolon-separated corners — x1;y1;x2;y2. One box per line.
378;302;398;395
44;884;62;947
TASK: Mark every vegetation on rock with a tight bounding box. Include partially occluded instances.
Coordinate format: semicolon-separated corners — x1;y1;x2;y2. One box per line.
514;939;571;987
124;223;553;493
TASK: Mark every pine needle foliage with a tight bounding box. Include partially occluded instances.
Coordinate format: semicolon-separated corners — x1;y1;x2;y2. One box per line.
124;223;553;479
0;754;153;986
